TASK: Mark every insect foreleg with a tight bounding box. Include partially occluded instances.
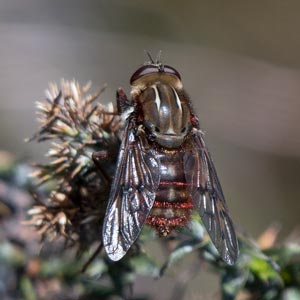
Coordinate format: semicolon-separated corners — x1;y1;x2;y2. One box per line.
92;151;112;183
117;87;132;114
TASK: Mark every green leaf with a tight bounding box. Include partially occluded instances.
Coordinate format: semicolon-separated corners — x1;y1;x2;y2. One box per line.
85;259;107;277
130;253;160;277
160;239;201;276
139;226;157;243
184;213;205;240
20;275;37;300
249;256;282;285
280;262;300;286
266;244;300;268
221;270;249;300
40;256;81;280
281;288;300;300
0;241;26;267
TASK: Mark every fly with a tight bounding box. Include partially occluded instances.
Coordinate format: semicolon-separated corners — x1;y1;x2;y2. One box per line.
98;54;239;265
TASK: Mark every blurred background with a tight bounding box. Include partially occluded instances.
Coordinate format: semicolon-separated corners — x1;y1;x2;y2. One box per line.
1;0;300;298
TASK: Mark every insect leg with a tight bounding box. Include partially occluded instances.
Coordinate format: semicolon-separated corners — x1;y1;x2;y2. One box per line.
116;87;131;114
92;151;112;183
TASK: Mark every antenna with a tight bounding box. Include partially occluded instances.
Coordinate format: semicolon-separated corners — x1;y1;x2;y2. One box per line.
155;50;162;64
144;50;155;64
143;50;163;65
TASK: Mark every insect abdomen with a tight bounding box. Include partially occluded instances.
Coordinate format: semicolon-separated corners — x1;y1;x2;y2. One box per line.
146;148;193;236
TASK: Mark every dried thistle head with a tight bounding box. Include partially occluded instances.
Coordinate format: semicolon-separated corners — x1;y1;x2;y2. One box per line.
27;80;121;251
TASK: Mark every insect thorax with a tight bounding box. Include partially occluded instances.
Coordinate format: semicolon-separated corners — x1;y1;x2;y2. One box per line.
135;83;192;149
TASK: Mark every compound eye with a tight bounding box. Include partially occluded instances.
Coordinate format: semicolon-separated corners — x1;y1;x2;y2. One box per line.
130;65;160;84
130;64;182;84
163;65;181;81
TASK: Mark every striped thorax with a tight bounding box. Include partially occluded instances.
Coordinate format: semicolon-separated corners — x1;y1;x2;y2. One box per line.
131;64;192;148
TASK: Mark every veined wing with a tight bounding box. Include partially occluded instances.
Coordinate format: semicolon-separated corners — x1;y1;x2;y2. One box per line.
184;129;239;265
103;118;160;261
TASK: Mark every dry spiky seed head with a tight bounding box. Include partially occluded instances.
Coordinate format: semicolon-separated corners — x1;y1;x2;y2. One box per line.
27;80;122;251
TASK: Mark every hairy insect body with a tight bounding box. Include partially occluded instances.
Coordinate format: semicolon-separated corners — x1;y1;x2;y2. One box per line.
145;147;193;236
136;82;194;235
100;61;239;264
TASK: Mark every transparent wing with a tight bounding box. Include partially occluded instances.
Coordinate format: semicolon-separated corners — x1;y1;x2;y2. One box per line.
183;129;239;265
102;118;160;261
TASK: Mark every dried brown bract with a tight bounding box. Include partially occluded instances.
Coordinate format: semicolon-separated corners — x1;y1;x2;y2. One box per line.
27;80;121;251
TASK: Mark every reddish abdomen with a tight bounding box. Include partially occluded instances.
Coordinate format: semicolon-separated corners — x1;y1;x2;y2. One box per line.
146;148;193;236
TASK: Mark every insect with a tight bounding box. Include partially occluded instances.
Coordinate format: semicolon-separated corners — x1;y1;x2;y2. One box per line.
100;54;239;265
